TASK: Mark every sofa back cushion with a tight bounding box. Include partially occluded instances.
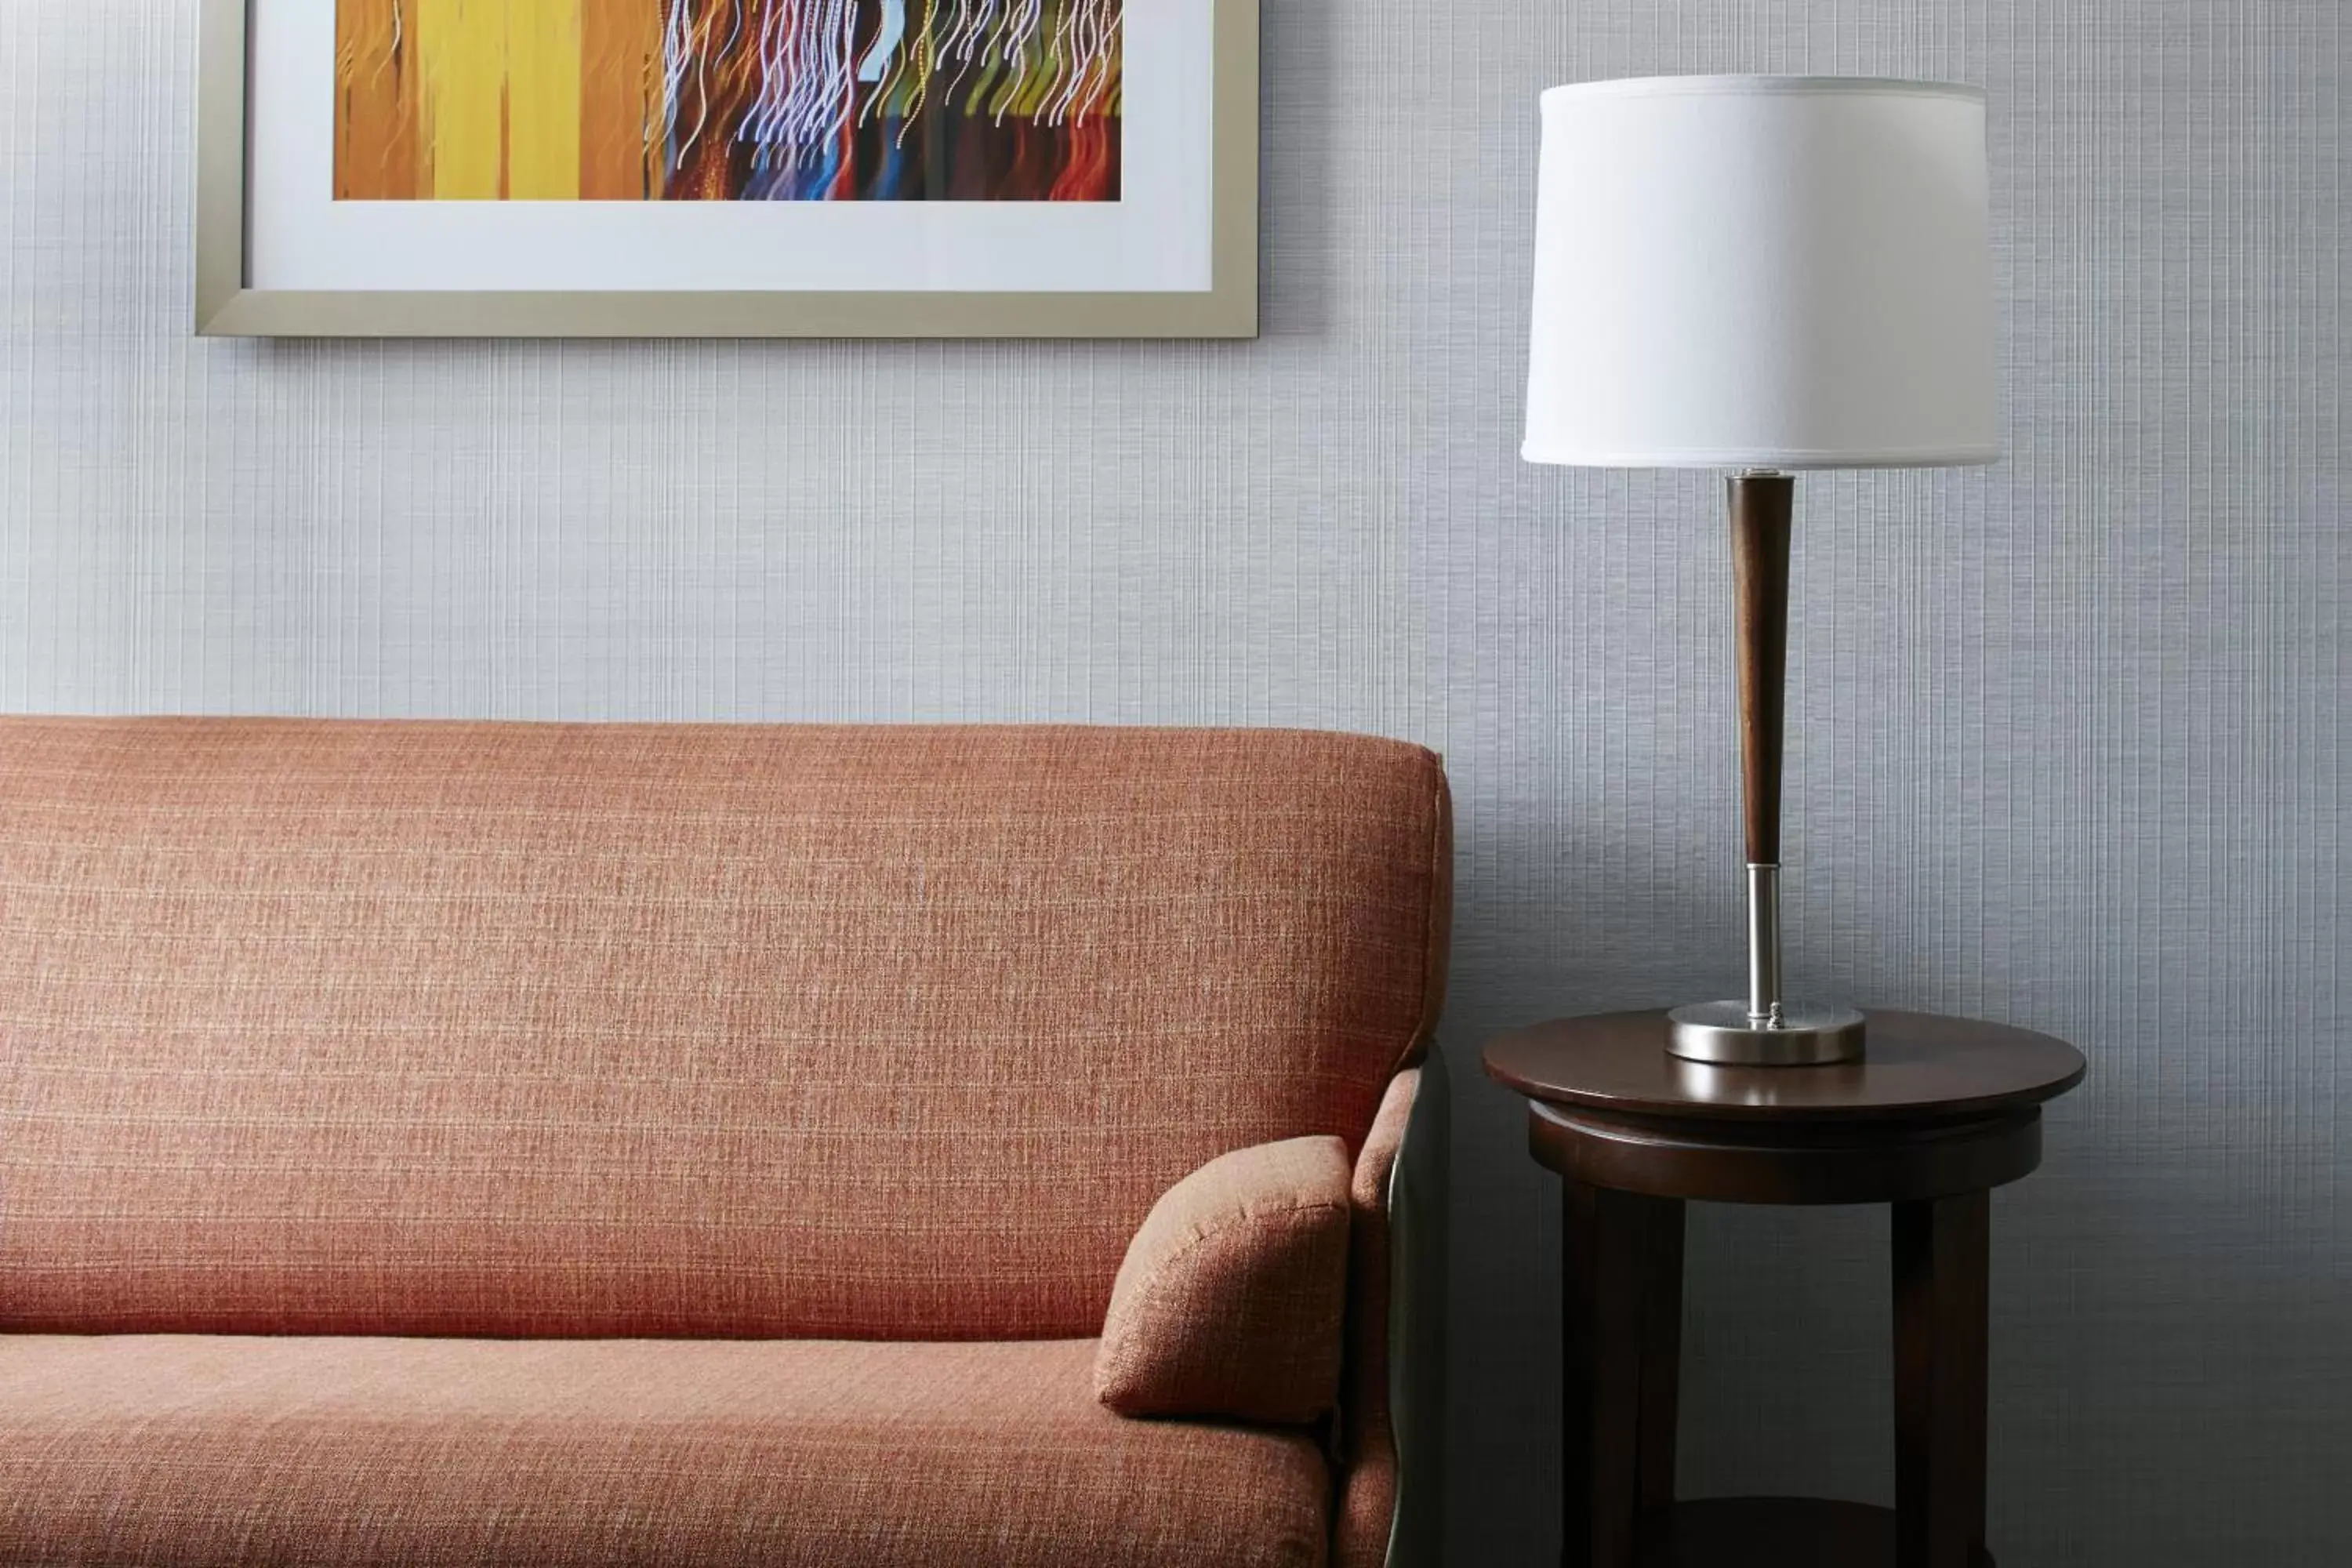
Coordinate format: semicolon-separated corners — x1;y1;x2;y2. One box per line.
0;719;1449;1340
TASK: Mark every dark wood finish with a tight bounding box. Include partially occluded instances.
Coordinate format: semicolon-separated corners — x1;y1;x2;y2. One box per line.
1486;1009;2086;1124
1587;1189;1648;1566
1560;1180;1599;1568
1484;1010;2081;1568
1635;1498;1993;1568
1563;1185;1686;1568
1530;1102;2042;1207
1894;1193;1991;1568
1730;473;1794;866
1635;1198;1686;1515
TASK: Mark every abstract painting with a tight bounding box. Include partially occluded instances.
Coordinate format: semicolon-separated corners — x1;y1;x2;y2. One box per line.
206;0;1250;335
334;1;1124;203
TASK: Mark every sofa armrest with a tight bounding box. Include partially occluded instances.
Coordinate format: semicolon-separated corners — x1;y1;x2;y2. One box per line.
1333;1048;1451;1568
1094;1136;1353;1423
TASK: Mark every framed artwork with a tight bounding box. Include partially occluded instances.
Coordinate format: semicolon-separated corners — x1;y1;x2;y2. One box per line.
194;1;1258;339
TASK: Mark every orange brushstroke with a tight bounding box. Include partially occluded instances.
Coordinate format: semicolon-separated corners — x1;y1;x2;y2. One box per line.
336;0;418;200
579;0;667;200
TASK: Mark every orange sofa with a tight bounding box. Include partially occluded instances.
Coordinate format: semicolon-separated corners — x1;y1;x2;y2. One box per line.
0;720;1453;1568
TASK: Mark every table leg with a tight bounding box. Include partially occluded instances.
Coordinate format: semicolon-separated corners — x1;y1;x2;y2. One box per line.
1563;1179;1685;1568
1637;1194;1686;1517
1893;1190;1991;1568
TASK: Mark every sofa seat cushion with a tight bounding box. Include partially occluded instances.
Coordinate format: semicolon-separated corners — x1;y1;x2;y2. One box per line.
0;1335;1330;1568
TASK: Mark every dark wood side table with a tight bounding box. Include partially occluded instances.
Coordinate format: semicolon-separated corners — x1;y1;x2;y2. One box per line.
1484;1008;2085;1568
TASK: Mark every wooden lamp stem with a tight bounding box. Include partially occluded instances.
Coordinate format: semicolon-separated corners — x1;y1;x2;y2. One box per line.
1732;474;1792;1025
1732;474;1791;869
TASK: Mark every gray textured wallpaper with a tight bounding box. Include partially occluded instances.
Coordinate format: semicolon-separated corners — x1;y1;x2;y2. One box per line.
2;2;2346;1564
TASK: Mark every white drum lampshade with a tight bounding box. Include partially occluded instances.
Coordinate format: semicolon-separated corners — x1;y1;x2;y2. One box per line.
1523;76;1998;470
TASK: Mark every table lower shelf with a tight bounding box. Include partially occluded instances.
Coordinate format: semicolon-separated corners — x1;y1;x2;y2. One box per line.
1635;1498;1994;1568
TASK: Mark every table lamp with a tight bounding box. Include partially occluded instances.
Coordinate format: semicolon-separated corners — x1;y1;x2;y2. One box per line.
1523;75;1998;1066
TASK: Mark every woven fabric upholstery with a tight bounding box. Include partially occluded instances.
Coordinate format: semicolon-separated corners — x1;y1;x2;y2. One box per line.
0;1334;1329;1568
1334;1068;1423;1568
0;718;1450;1340
1095;1135;1352;1423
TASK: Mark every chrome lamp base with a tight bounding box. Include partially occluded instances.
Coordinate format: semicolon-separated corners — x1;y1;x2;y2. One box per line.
1667;1000;1867;1066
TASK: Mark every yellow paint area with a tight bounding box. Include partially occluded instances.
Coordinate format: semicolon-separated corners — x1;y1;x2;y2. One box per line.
409;0;583;201
503;1;584;200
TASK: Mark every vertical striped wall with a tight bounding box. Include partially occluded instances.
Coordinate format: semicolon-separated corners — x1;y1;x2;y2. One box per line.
0;3;2345;1563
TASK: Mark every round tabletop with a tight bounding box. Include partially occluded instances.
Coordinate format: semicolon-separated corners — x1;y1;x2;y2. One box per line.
1484;1007;2085;1125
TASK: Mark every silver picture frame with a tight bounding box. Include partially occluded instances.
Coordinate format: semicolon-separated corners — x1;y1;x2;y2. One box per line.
194;0;1260;339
